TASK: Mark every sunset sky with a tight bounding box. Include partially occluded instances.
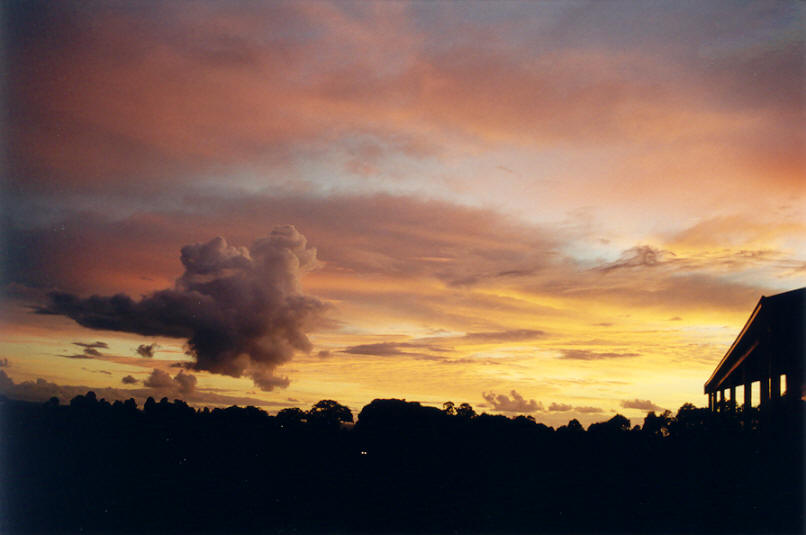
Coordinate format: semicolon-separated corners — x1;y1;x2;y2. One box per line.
2;0;804;426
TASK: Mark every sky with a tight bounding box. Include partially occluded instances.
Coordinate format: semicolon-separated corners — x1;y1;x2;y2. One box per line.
1;0;804;427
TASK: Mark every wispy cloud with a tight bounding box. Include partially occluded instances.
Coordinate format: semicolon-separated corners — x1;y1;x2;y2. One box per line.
559;349;640;361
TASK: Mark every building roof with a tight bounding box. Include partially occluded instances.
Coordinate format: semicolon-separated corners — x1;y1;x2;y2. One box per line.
704;287;806;394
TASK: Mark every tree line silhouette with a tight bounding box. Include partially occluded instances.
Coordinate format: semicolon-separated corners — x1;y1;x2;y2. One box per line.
1;393;802;533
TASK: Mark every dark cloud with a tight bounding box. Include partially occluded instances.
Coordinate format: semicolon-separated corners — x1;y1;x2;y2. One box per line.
0;370;15;390
621;399;664;412
121;375;138;384
37;227;327;391
559;349;640;360
0;358;8;367
250;370;290;391
57;353;94;360
136;343;158;358
62;341;109;359
482;390;543;413
317;350;331;359
548;402;573;412
74;341;109;349
143;369;197;395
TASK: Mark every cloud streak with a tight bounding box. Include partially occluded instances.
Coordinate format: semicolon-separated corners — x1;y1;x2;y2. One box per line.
559;349;640;361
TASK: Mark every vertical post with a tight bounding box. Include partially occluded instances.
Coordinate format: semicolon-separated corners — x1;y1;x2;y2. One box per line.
729;385;736;414
771;373;781;402
759;377;769;407
744;382;752;410
718;390;725;412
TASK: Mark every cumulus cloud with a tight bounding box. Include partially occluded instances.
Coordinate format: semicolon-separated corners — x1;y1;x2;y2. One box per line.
559;349;640;360
482;390;543;413
548;402;573;412
136;343;158;358
121;375;138;384
37;227;326;390
621;399;665;412
143;369;197;395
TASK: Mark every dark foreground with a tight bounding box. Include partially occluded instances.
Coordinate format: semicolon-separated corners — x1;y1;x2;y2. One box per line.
1;395;803;534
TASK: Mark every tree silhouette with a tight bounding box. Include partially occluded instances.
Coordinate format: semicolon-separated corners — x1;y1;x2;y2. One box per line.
456;402;476;419
307;399;353;429
642;410;672;437
1;392;802;535
276;407;307;428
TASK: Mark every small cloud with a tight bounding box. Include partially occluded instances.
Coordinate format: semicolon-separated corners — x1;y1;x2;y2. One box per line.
143;369;174;389
143;368;197;395
0;358;9;368
669;316;683;321
593;322;613;327
136;343;158;358
250;370;290;391
621;399;664;412
482;390;543;413
287;397;299;402
317;350;331;359
559;349;639;360
81;368;111;375
121;375;138;384
548;402;573;412
66;341;108;359
575;406;603;413
73;341;109;349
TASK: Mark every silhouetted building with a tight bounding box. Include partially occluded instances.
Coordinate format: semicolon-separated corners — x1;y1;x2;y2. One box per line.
705;287;805;412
